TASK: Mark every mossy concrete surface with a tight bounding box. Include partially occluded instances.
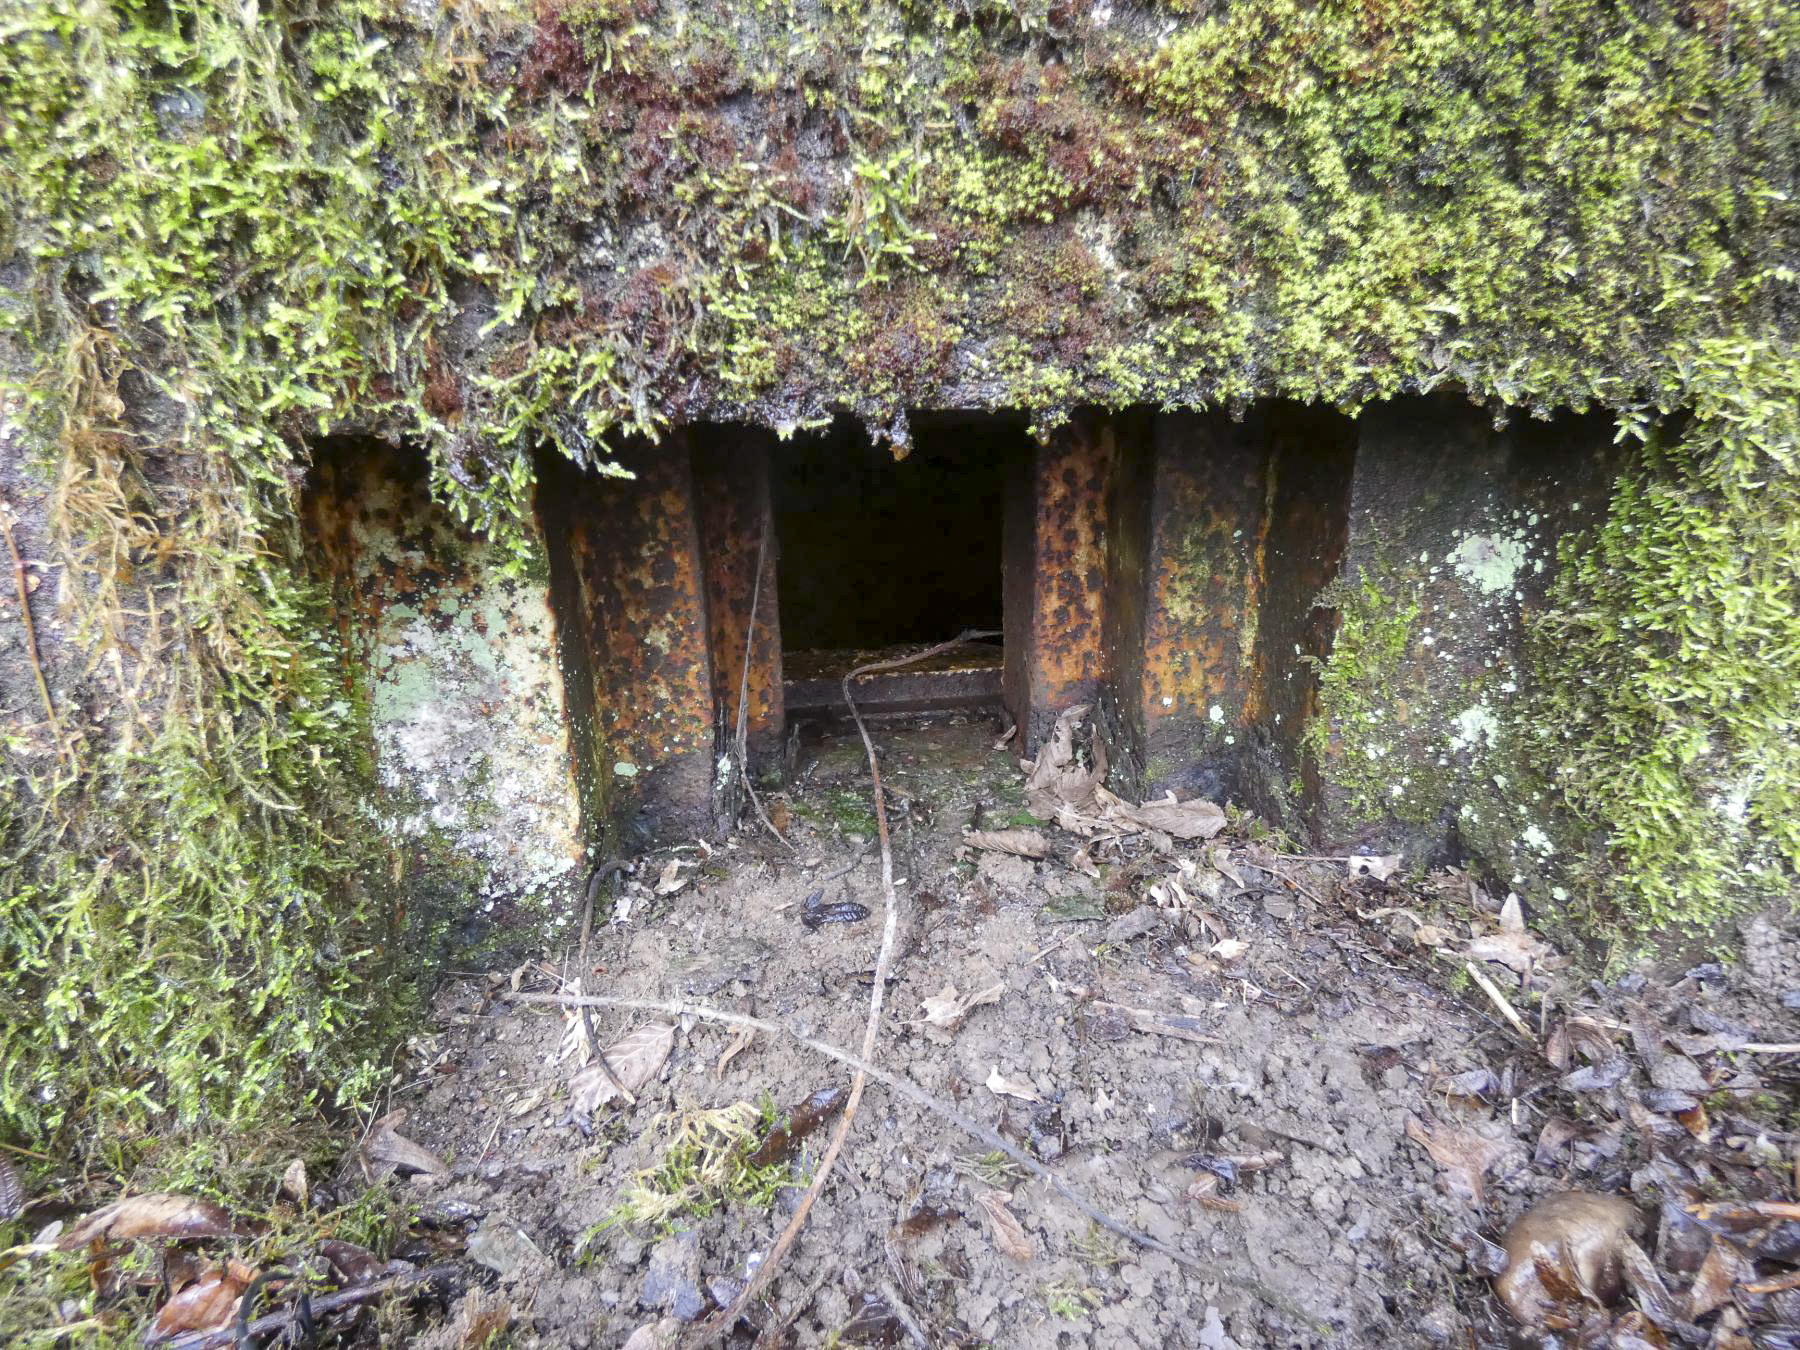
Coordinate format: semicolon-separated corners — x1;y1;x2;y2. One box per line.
1304;398;1623;889
307;444;585;933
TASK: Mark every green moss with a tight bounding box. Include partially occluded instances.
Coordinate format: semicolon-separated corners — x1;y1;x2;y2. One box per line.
1300;568;1426;822
1522;340;1800;935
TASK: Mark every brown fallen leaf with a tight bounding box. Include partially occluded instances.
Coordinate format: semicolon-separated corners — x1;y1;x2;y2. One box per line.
366;1111;448;1176
1021;704;1107;819
148;1260;256;1342
963;829;1050;859
1405;1115;1509;1208
1492;1191;1639;1326
984;1066;1043;1103
748;1086;849;1169
1686;1236;1749;1319
917;981;1004;1030
975;1189;1036;1262
568;1022;675;1117
319;1238;383;1285
57;1193;238;1249
1207;936;1249;963
1112;793;1226;841
716;1027;754;1077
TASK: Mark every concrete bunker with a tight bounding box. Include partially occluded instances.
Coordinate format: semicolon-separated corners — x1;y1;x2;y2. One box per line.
307;397;1619;904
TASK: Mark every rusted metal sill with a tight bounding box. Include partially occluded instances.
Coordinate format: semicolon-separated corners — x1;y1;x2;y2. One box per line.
783;643;1005;716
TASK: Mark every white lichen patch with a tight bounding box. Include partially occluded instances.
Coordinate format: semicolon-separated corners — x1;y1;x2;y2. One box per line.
1446;530;1530;596
1449;703;1499;755
350;473;584;906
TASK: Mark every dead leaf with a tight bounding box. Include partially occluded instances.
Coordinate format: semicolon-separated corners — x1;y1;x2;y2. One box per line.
1686;1237;1750;1319
1465;894;1554;973
1113;793;1226;840
1346;853;1401;881
1466;929;1552;975
319;1238;382;1285
58;1193;238;1251
1021;704;1107;819
917;982;1004;1030
0;1157;20;1220
963;828;1050;859
1207;846;1244;887
568;1022;675;1116
1405;1115;1509;1208
654;859;689;896
984;1066;1042;1103
366;1111;448;1176
1492;1191;1639;1326
279;1159;308;1208
975;1190;1035;1262
148;1261;255;1341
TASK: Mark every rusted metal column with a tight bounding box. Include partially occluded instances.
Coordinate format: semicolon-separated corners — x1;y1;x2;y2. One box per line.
1245;404;1357;828
692;425;784;768
1003;411;1118;751
1124;410;1270;802
539;433;718;845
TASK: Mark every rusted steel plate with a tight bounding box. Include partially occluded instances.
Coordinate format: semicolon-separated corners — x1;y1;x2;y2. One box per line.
693;427;784;760
552;433;717;840
1132;411;1269;800
1249;405;1356;821
1004;411;1116;750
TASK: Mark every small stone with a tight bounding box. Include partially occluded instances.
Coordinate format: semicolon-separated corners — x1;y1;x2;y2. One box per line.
642;1230;707;1322
1197;1305;1242;1350
1648;1056;1708;1094
466;1220;544;1281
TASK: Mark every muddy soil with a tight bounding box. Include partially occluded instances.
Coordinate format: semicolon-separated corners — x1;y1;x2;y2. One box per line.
388;715;1799;1349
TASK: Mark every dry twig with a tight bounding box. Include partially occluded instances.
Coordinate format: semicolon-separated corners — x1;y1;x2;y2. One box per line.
158;1264;458;1350
734;511;794;853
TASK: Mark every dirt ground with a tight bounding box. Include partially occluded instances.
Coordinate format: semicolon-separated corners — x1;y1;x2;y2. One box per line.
381;714;1799;1349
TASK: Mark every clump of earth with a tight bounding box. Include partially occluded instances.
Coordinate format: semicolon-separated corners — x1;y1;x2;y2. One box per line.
379;714;1799;1349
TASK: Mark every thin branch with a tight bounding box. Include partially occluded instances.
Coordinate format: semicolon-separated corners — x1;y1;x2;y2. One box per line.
577;861;636;1105
158;1265;459;1350
733;507;793;853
